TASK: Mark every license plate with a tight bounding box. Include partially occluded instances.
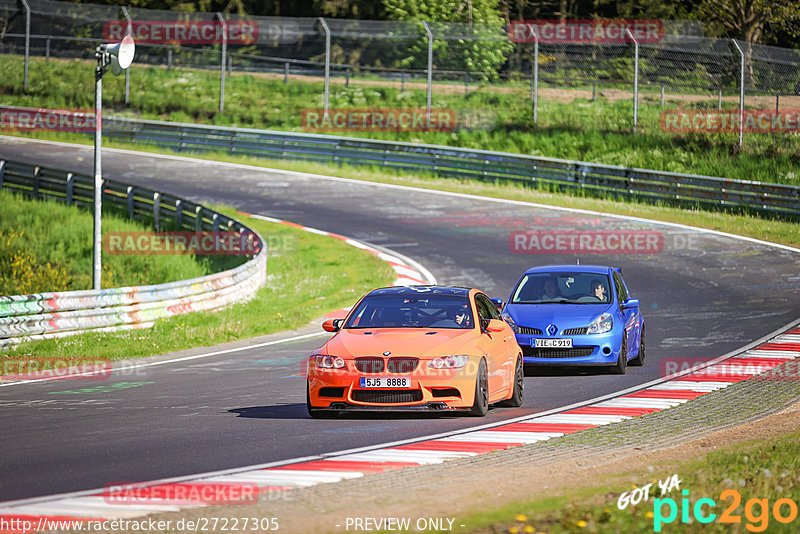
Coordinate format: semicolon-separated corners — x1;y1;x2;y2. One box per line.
533;338;573;348
359;377;411;388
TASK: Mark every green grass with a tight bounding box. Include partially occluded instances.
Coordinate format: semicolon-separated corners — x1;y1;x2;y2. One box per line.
0;189;212;294
450;429;800;533
2;55;799;186
1;208;395;361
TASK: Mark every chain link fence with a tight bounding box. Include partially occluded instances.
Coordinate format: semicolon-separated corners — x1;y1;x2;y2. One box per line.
2;0;800;146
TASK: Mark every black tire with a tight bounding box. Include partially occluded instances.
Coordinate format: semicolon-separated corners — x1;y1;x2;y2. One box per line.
469;359;489;416
306;383;331;419
629;326;645;366
609;338;628;375
498;354;524;407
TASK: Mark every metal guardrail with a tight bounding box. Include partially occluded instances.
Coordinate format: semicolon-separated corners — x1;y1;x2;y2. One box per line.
0;158;267;348
103;117;800;218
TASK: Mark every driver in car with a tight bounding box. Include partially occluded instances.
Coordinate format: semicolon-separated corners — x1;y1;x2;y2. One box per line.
590;279;607;301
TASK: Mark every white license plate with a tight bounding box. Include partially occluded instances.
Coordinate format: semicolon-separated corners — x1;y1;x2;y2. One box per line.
533;338;573;348
359;377;411;388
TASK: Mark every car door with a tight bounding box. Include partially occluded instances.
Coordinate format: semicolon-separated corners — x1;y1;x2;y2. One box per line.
613;271;639;356
474;293;514;396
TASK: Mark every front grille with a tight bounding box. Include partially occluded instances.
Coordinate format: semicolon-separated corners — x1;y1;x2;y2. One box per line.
355;357;384;373
523;347;594;359
387;357;419;373
351;390;424;404
519;326;543;335
319;387;345;398
562;327;589;335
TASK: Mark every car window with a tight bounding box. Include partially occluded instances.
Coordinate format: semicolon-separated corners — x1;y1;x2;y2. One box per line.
475;293;501;320
613;272;629;303
344;294;474;329
511;273;611;304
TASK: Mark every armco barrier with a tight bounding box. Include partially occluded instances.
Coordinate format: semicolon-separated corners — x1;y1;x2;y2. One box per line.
101;116;800;219
0;158;267;348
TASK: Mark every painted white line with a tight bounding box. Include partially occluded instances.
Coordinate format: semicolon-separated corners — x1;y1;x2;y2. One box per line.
0;497;183;517
532;414;632;425
736;350;798;359
594;398;688;409
202;470;362;486
770;334;800;343
650;381;731;391
334;449;475;464
442;431;562;443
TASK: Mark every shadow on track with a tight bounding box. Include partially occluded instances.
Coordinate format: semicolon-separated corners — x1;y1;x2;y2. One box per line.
230;405;469;420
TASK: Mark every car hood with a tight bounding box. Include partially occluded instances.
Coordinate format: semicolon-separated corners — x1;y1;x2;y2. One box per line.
506;303;612;329
320;328;476;359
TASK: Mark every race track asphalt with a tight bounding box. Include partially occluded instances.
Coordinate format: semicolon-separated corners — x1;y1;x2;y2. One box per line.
1;137;798;502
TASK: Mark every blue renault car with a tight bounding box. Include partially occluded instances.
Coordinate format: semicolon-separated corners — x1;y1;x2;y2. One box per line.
499;265;644;374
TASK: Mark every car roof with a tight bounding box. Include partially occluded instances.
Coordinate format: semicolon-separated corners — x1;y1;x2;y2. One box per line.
521;264;615;275
368;286;473;297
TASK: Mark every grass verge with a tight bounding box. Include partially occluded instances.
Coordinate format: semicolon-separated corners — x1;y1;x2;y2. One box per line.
1;55;799;186
1;208;395;361
0;189;213;294
451;428;800;533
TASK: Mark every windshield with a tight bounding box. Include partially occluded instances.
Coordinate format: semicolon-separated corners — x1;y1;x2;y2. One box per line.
344;294;474;329
511;273;612;304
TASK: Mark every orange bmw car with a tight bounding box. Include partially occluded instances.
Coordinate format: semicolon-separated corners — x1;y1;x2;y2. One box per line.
306;286;524;417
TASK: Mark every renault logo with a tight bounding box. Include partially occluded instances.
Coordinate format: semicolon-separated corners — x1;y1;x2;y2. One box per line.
547;324;558;336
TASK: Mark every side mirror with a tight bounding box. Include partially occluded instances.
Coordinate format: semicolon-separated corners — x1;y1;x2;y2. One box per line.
622;299;640;310
322;319;341;332
490;298;503;310
486;319;506;333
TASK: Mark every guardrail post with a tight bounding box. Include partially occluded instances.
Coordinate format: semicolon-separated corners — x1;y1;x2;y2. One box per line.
20;0;30;90
212;212;220;232
626;28;639;133
33;166;40;198
175;199;183;227
422;21;433;121
319;17;331;119
731;39;745;148
153;192;161;230
126;186;134;218
195;206;203;232
0;161;5;188
66;173;74;205
217;12;227;113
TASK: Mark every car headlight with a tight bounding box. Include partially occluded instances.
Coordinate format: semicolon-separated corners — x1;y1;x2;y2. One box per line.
428;355;469;369
315;355;346;369
501;312;520;334
587;313;613;334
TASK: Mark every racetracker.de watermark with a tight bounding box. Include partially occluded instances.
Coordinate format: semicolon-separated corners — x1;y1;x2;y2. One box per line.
0;106;95;133
102;482;266;505
1;357;111;381
104;231;262;256
661;109;800;133
104;20;258;44
302;108;457;133
660;358;800;380
509;19;664;43
509;230;663;254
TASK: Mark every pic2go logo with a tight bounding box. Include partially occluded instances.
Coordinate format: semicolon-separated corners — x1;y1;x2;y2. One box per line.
653;489;799;532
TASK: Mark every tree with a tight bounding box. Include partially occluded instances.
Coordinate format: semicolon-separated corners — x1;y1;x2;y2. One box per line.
697;0;800;44
383;0;512;77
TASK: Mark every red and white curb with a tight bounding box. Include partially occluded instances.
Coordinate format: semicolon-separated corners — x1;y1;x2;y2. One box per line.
2;325;798;530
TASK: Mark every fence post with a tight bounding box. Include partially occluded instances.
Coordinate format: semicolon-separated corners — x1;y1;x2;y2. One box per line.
592;80;596;102
532;25;539;124
20;0;30;90
464;71;468;97
731;39;745;148
319;17;331;119
346;67;350;88
228;55;232;79
45;38;50;62
626;29;639;133
217;12;227;113
776;94;779;112
121;7;132;106
660;86;664;107
718;88;722;110
401;71;405;92
284;62;289;84
167;49;172;71
422;21;433;121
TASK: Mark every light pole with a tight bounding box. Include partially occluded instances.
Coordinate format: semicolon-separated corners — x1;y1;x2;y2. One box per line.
93;35;134;290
